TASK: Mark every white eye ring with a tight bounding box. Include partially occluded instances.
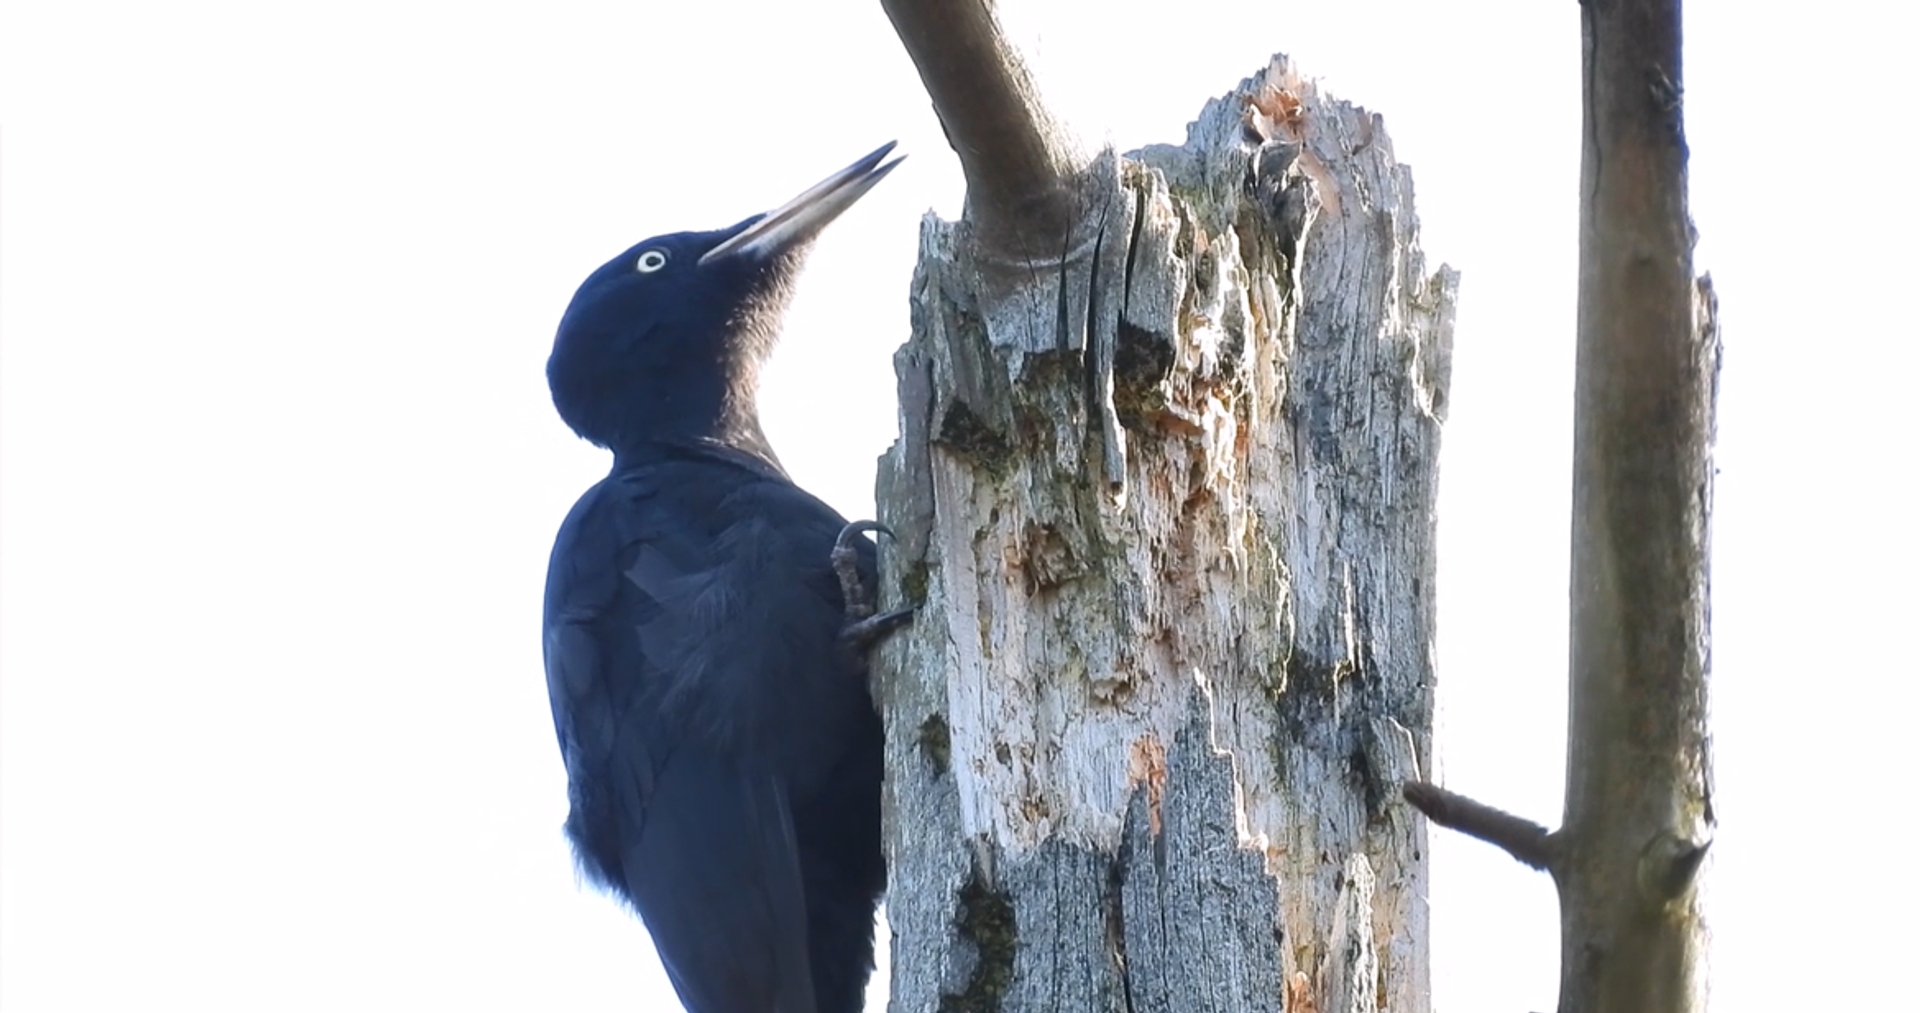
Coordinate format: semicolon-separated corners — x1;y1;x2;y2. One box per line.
635;249;669;273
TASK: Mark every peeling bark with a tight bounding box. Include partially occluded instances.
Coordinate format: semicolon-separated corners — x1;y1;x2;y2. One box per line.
875;56;1454;1013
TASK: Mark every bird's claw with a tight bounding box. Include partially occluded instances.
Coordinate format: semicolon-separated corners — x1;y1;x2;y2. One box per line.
832;521;912;651
832;521;894;622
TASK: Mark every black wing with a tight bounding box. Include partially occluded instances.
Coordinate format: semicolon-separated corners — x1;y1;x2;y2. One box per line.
543;450;870;1013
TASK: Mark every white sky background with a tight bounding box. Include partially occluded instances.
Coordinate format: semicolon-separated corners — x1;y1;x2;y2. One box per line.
3;0;1914;1009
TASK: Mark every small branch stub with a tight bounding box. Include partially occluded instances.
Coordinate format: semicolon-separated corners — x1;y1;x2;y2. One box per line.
1402;782;1556;871
1639;832;1711;903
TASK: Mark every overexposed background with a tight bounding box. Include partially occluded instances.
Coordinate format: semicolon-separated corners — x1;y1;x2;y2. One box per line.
3;1;1912;1010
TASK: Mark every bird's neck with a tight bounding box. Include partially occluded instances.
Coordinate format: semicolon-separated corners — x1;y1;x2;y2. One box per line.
611;428;789;482
609;380;783;473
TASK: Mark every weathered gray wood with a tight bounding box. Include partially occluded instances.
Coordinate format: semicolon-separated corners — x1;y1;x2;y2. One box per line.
875;56;1454;1013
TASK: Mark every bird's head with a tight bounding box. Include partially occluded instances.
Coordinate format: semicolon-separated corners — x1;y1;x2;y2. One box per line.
548;142;902;462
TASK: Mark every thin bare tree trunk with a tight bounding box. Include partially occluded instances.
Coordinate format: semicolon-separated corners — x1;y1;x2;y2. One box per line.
871;9;1454;1005
1404;1;1716;1009
1559;0;1716;1007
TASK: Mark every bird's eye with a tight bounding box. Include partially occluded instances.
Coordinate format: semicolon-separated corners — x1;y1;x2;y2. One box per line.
635;250;669;273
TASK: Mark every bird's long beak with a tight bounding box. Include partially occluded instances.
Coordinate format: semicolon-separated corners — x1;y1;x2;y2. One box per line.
699;142;904;265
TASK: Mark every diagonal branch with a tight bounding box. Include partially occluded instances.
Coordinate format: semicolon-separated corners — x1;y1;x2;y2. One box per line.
878;0;1091;249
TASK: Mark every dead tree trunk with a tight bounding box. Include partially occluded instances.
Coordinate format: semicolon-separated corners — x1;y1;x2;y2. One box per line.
1404;1;1716;1010
870;6;1454;1009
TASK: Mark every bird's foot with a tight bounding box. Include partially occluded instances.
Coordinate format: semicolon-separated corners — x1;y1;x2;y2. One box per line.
833;520;914;651
841;607;916;651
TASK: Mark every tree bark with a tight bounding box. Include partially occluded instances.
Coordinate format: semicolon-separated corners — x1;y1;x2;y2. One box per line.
1560;0;1716;1008
873;44;1456;1013
1404;1;1716;1010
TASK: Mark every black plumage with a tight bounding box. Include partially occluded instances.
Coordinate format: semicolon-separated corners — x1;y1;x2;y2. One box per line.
542;144;903;1013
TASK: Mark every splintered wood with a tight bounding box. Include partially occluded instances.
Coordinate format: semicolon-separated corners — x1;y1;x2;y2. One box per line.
878;54;1456;1013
